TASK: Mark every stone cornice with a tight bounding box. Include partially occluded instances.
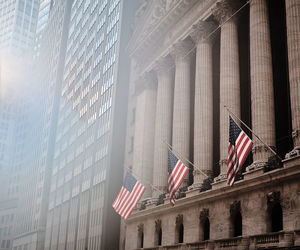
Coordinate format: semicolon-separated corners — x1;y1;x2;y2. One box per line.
126;156;300;223
130;0;217;75
128;0;199;59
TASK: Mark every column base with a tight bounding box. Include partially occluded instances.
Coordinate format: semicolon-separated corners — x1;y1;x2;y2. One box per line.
212;174;227;189
186;185;201;197
137;198;151;210
145;198;158;209
285;147;300;159
244;162;266;180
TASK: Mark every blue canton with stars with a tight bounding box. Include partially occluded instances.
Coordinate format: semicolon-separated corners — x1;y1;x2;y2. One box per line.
229;116;242;146
123;172;137;192
168;150;179;174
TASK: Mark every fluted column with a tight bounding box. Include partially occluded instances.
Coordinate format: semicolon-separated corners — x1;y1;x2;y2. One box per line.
132;73;157;198
170;39;194;187
285;0;300;158
213;0;241;179
249;0;276;167
190;21;216;186
152;56;174;198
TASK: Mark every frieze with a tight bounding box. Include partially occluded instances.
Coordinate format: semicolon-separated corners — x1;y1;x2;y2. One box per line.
133;0;181;49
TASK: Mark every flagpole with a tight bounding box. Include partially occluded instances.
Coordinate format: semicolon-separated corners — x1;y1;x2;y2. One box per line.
224;105;282;161
162;140;209;178
125;167;165;195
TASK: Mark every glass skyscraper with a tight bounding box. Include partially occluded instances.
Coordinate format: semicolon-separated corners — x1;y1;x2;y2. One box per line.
0;0;40;55
44;0;136;249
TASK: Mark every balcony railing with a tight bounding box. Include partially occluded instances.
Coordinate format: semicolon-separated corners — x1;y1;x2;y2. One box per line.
252;231;281;245
135;230;299;250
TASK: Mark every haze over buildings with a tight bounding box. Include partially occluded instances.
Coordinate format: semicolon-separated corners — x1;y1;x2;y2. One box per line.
1;1;300;250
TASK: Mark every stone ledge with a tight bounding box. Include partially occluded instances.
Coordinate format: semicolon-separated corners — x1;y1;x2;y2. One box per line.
129;160;300;222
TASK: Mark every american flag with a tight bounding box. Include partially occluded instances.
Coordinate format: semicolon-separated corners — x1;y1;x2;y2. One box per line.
227;116;253;186
112;172;145;220
168;150;189;205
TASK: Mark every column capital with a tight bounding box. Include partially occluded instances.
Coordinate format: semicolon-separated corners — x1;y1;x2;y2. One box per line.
170;39;194;60
135;71;157;96
212;0;241;24
190;21;217;44
153;55;174;75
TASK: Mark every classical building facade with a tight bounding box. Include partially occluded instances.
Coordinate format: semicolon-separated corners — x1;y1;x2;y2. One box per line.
122;0;300;249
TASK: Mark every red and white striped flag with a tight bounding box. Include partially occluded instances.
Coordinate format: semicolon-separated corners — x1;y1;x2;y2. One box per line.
168;150;189;205
112;172;145;220
227;116;253;186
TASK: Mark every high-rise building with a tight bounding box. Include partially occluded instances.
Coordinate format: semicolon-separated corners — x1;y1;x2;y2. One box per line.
0;56;32;250
122;0;300;249
0;0;40;55
33;0;51;59
44;0;136;249
0;100;17;250
11;0;74;250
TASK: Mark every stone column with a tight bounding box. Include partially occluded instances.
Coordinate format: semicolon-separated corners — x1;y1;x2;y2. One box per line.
213;0;241;180
190;21;216;187
170;39;194;187
285;0;300;158
152;56;174;199
132;73;157;198
249;0;276;168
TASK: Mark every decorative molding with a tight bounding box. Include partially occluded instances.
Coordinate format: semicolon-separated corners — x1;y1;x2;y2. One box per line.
190;20;217;44
212;0;242;24
282;194;297;210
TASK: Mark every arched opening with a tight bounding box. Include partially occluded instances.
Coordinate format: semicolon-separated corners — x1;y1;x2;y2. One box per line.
158;228;162;246
233;211;242;237
178;224;184;243
154;220;162;246
203;217;210;240
271;203;283;232
137;224;144;248
175;214;184;244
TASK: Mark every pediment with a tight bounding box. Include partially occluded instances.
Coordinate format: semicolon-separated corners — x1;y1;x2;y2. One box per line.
128;0;182;56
